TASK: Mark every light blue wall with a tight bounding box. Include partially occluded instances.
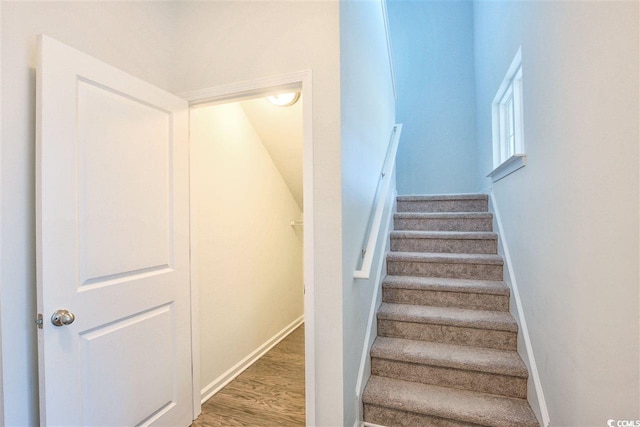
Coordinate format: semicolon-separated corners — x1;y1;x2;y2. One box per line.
474;1;639;424
340;1;396;425
387;0;477;195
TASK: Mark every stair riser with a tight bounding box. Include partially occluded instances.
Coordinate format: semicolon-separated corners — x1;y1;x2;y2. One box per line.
391;237;497;254
395;218;493;232
387;260;503;281
364;404;481;427
397;199;488;213
383;288;510;312
371;358;527;399
378;319;517;350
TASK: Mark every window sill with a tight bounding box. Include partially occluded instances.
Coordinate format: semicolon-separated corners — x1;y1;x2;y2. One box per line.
487;154;526;182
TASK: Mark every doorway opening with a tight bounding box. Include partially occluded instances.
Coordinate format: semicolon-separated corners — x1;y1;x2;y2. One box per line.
184;72;314;425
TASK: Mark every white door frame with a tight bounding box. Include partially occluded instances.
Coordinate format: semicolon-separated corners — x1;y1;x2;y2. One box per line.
179;70;315;425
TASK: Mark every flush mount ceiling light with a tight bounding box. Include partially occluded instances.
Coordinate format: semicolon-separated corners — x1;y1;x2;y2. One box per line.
266;91;300;107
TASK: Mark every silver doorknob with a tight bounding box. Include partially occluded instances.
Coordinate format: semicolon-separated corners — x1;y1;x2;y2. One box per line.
51;309;75;327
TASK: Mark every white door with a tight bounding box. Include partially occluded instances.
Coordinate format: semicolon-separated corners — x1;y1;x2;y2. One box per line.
36;35;192;426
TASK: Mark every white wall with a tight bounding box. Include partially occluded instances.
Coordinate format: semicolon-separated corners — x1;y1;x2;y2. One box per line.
387;0;477;195
241;96;304;210
2;2;343;425
172;3;343;425
1;0;344;425
191;102;303;397
0;3;177;424
340;1;396;425
474;1;639;424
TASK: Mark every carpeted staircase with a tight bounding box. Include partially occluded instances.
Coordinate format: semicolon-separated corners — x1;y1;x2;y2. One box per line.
362;194;540;427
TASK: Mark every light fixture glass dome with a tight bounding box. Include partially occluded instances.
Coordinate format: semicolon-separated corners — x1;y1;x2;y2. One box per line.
266;91;300;107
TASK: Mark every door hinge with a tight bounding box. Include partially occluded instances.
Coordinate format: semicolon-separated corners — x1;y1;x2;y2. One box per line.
35;313;43;329
361;249;366;259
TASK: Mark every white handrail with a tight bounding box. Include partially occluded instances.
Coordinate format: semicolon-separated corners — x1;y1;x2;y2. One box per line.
354;124;403;279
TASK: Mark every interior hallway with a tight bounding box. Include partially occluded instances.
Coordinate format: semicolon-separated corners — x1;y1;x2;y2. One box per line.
192;325;305;426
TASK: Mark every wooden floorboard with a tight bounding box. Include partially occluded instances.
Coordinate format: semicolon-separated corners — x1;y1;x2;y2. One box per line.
192;325;305;427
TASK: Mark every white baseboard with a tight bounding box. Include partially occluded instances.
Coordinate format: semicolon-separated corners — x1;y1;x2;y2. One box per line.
200;315;304;403
488;191;550;427
354;185;397;425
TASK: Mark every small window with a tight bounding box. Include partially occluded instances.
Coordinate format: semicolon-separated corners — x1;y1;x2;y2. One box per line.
488;48;526;182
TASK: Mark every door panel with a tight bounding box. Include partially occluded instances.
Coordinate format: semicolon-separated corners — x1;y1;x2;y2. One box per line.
80;304;175;426
36;35;191;426
77;78;172;285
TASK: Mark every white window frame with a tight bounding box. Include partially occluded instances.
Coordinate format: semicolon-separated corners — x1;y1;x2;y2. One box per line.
488;47;526;182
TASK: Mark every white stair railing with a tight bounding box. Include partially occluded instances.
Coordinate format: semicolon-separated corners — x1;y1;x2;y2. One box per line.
354;123;403;279
353;124;402;425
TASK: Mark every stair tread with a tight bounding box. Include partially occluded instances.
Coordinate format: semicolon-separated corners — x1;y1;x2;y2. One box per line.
388;251;504;265
378;302;518;332
371;336;528;377
391;230;497;240
397;194;488;202
363;376;539;427
395;212;492;219
383;275;509;296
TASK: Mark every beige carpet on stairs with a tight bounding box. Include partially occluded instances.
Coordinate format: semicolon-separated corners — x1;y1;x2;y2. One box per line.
362;194;540;427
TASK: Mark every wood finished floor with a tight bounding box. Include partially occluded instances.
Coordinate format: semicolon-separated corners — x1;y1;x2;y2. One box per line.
192;325;305;427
